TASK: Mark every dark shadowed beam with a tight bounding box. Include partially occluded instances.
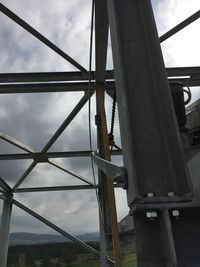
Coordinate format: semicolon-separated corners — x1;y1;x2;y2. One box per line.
160;10;200;43
0;3;87;74
15;184;121;193
0;150;122;160
0;71;114;83
0;82;115;94
167;67;200;77
0;77;200;94
0;72;91;83
95;1;113;266
15;185;96;193
0;67;199;85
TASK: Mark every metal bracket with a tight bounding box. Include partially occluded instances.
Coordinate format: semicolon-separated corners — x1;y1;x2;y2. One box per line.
91;151;127;189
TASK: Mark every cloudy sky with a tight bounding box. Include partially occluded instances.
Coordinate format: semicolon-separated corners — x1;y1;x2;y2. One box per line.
0;0;200;238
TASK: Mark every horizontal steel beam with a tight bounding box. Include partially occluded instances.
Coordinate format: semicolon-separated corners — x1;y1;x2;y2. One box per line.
15;184;121;193
167;67;200;77
0;82;98;94
15;185;96;193
0;3;87;74
0;150;122;160
0;77;199;94
0;71;111;83
0;67;199;84
0;71;90;83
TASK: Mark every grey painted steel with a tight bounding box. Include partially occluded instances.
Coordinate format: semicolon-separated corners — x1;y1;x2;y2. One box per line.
107;0;191;205
0;4;87;74
107;0;196;266
15;184;120;193
0;68;199;84
0;150;122;161
0;82;98;94
13;92;92;190
15;185;96;193
92;152;125;179
0;71;90;83
12;199;114;265
48;159;95;186
167;67;200;77
160;10;200;43
0;198;12;267
0;79;200;95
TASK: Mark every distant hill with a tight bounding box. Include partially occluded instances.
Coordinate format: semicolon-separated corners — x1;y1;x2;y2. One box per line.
9;232;99;246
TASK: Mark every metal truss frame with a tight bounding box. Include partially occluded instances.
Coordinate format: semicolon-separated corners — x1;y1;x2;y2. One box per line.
0;1;200;267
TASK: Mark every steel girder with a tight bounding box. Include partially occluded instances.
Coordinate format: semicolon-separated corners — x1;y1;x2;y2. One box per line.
107;0;200;266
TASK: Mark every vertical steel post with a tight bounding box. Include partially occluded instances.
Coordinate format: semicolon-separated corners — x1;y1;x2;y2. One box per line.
96;83;122;267
0;196;12;267
107;0;193;266
107;0;191;205
95;0;114;266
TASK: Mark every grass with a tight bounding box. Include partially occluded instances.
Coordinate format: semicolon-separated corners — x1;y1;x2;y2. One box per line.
68;246;137;267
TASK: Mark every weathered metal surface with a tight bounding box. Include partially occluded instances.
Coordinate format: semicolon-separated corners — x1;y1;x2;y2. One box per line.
107;0;192;205
92;152;126;188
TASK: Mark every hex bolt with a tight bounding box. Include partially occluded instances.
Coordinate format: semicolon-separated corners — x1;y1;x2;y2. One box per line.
172;210;180;217
147;192;154;197
146;211;158;220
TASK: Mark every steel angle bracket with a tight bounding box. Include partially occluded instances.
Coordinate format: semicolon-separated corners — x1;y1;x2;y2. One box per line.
91;151;127;189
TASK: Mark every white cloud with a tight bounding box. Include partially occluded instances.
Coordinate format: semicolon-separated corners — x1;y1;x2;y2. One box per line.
153;0;200;67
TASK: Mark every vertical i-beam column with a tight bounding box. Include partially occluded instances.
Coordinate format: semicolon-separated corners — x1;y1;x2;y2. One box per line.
107;0;193;266
0;196;12;267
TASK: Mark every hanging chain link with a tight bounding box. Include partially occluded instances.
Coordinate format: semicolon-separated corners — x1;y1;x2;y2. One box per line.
110;90;117;135
108;90;121;151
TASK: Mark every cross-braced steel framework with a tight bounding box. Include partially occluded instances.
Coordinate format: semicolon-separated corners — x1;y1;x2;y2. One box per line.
0;1;200;267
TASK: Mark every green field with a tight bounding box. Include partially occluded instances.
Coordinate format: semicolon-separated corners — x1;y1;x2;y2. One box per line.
8;242;137;267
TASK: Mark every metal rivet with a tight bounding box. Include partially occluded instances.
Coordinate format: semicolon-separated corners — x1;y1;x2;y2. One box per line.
168;192;174;197
147;192;154;197
146;211;158;220
172;210;179;217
